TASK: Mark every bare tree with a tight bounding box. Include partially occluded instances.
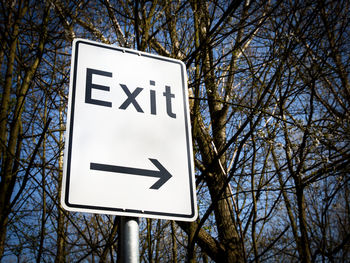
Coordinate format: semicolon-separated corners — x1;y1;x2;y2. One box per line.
0;0;349;262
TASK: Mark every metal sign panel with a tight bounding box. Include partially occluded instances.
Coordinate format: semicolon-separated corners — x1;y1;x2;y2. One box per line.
61;39;197;221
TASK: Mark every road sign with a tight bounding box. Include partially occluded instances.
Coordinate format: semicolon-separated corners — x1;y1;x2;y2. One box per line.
61;38;197;221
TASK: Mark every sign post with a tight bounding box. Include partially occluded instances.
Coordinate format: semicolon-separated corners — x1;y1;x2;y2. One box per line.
120;217;139;263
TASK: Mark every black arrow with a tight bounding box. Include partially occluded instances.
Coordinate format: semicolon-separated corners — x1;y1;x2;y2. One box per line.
90;158;172;190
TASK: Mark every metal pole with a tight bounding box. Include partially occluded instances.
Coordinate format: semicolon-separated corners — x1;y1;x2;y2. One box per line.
120;216;139;263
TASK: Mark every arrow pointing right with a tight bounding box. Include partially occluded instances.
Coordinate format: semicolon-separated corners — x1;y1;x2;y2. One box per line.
90;158;172;190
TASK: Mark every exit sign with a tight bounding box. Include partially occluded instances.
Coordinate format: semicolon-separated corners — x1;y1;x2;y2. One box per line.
61;38;197;221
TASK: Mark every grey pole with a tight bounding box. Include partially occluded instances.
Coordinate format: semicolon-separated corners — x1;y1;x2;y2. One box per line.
120;217;139;263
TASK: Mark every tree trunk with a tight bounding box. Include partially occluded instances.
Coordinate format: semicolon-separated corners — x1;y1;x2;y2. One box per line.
55;96;66;263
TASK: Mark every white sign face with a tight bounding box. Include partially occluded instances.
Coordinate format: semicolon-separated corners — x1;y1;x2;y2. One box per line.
61;39;197;221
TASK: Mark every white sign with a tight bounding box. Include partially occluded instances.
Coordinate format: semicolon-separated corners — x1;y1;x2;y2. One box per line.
61;39;197;221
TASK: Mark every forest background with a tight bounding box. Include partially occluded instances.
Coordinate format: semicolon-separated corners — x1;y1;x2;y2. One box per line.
0;0;349;262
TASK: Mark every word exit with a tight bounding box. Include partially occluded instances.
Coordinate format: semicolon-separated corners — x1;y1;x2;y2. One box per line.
85;68;177;118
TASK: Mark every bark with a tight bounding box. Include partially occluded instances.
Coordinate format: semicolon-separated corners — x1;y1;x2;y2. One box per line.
100;217;119;262
193;2;244;261
36;99;48;263
0;1;49;258
147;219;153;263
177;221;226;262
55;96;66;263
187;219;196;263
171;221;178;263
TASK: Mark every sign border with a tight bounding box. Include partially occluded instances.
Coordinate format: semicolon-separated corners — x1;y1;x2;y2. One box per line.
62;39;197;221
